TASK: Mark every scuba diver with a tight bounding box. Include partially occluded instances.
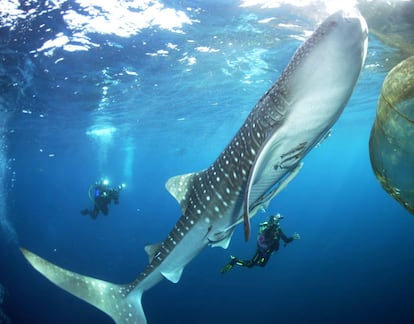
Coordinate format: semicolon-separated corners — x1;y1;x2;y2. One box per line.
80;179;125;219
221;214;300;273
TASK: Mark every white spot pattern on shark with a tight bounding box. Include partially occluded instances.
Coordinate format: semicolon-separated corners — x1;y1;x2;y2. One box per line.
21;8;368;324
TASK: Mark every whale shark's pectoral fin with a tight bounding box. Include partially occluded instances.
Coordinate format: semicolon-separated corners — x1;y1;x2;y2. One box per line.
243;133;282;242
249;162;303;215
243;138;307;241
165;172;201;213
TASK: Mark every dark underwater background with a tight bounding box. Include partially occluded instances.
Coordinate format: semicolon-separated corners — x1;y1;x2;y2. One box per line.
1;0;414;323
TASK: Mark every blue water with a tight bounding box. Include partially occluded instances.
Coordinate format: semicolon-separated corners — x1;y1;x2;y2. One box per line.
1;1;414;323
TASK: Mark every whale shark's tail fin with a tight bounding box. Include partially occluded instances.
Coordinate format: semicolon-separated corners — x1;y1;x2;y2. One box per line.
20;248;146;324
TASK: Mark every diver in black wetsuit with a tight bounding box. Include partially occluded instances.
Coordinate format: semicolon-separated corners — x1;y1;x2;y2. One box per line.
221;214;300;273
80;179;124;219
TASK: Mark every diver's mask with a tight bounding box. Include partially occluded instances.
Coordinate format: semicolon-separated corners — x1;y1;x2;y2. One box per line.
269;213;283;226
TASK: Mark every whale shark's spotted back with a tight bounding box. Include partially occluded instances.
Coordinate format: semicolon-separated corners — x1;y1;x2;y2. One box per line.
21;9;368;324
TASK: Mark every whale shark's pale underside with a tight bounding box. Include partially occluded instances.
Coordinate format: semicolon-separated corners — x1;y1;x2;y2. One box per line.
21;8;368;324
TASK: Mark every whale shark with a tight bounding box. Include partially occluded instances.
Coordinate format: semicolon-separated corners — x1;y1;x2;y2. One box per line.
21;9;368;324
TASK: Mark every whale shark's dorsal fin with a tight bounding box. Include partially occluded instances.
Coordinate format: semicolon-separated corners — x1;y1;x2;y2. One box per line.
165;172;200;213
144;243;162;263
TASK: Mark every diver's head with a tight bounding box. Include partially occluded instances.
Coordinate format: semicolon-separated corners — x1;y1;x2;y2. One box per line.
269;213;283;226
96;178;109;186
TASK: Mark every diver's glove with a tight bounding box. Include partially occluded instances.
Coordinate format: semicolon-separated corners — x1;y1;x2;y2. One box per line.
292;232;300;240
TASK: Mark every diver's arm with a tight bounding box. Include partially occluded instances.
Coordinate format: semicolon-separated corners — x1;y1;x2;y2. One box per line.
279;229;294;244
111;189;120;204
